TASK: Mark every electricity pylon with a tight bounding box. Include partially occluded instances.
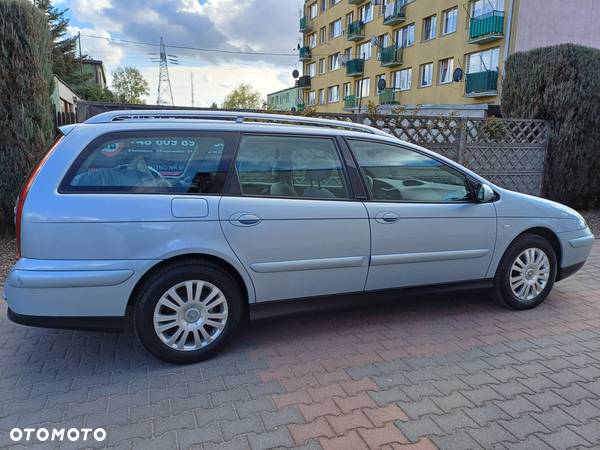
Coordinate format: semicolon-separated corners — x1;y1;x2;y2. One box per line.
155;37;176;106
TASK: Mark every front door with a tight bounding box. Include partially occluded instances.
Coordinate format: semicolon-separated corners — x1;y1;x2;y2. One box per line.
347;138;497;291
220;134;370;302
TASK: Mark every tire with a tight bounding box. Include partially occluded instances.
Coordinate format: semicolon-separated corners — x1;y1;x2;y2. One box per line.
494;234;557;310
133;259;243;364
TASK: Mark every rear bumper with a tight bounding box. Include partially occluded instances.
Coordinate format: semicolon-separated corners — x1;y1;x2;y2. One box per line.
7;308;126;332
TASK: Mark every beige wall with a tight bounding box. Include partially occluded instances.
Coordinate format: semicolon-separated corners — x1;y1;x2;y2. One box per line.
513;0;600;53
302;0;508;113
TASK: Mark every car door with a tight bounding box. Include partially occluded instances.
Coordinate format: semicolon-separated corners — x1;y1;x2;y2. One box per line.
346;138;497;291
219;134;370;302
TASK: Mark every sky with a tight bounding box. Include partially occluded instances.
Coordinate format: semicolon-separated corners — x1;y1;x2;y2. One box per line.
57;0;304;107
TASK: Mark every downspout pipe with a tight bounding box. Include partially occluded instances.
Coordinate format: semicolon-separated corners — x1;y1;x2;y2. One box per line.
503;0;515;78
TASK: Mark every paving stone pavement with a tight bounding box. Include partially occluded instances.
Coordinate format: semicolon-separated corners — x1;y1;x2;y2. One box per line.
0;241;599;450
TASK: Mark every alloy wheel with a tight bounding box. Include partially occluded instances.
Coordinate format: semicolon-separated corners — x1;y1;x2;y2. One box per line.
509;247;551;302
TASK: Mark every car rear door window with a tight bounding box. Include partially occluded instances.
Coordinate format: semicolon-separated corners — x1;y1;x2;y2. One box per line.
348;139;471;202
61;132;236;194
234;135;350;199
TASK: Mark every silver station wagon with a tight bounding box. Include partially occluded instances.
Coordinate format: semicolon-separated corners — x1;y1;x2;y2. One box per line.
4;111;594;364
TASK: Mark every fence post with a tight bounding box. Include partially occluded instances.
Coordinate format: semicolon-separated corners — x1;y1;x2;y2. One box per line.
457;118;467;166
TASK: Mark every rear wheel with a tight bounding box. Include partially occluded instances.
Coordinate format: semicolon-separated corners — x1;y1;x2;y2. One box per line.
133;260;242;364
494;234;557;310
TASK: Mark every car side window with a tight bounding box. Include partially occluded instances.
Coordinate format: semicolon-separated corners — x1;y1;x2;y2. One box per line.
61;132;234;194
348;139;471;202
235;135;350;200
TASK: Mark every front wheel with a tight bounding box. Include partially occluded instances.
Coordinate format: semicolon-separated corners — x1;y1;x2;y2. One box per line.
494;234;557;310
133;260;242;364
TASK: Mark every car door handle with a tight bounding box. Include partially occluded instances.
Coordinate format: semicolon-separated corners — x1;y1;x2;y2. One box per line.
229;213;262;227
375;211;400;224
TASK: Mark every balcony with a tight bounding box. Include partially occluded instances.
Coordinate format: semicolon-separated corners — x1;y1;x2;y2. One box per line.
383;0;406;26
299;46;311;61
379;88;399;105
347;21;365;41
346;58;364;76
348;0;362;4
469;10;505;44
299;16;312;33
380;46;403;67
465;70;498;97
344;95;357;110
295;75;311;89
296;103;305;113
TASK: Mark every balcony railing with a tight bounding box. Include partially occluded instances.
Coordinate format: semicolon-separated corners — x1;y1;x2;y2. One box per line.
380;46;403;67
344;95;357;110
348;0;362;4
469;10;505;43
465;70;498;96
296;103;305;113
383;0;407;26
379;88;399;105
347;21;365;41
299;46;311;61
346;58;364;76
299;16;312;33
295;75;311;89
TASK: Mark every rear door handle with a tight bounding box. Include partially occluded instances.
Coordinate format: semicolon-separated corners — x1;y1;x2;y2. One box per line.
229;213;262;227
375;211;400;224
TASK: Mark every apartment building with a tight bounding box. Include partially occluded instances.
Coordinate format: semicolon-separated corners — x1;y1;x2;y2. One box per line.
267;86;305;112
299;0;600;114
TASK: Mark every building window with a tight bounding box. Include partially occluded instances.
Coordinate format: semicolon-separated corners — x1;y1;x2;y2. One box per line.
343;82;351;98
393;67;412;91
320;0;327;12
471;0;504;18
442;8;458;35
422;15;437;41
376;74;386;94
319;58;326;75
308;33;317;48
439;58;454;84
331;0;341;4
308;2;318;19
329;53;341;71
376;34;391;58
328;85;339;103
343;47;352;61
395;23;415;48
466;47;500;73
319;88;326;104
420;63;433;87
308;62;316;77
308;91;316;105
320;27;327;44
330;19;343;38
355;78;371;98
357;41;372;60
359;3;373;23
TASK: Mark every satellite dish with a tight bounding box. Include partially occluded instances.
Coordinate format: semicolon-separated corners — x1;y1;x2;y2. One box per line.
377;78;387;91
292;69;300;79
297;43;301;51
291;107;297;113
453;68;464;82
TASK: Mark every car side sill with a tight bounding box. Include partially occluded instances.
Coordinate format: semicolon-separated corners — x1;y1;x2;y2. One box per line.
249;279;494;321
7;309;127;333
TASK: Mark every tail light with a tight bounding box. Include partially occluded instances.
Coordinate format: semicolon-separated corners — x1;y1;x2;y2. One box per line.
15;136;64;258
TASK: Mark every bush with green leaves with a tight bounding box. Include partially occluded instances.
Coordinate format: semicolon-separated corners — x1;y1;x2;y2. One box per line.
0;0;53;234
502;44;600;208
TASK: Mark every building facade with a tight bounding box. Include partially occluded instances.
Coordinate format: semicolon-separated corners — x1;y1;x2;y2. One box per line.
299;0;599;114
267;86;305;112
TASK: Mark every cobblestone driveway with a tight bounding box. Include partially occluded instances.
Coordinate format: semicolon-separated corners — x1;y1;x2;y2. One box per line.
1;242;599;450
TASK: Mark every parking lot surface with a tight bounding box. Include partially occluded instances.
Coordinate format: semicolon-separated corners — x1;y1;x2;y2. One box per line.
1;241;599;449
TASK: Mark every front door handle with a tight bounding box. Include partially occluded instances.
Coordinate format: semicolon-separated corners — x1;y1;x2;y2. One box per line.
229;213;262;227
375;211;400;224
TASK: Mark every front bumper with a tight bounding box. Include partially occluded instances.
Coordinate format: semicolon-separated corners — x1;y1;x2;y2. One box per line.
557;227;595;281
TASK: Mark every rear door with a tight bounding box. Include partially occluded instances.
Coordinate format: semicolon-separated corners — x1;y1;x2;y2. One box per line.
346;138;497;291
219;134;370;302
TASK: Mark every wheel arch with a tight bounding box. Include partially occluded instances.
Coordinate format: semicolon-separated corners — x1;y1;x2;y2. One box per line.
125;253;253;321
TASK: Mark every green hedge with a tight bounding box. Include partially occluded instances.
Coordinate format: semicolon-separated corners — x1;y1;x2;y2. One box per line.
0;0;53;234
502;44;600;208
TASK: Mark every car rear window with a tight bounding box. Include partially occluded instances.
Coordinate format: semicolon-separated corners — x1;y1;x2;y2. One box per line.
61;132;235;194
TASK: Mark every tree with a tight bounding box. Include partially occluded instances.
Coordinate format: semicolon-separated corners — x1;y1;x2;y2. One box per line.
0;0;53;233
111;67;149;104
210;102;218;109
82;85;115;102
502;44;600;207
222;84;262;110
33;0;90;91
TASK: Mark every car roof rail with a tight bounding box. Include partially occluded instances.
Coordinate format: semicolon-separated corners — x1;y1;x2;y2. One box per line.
83;110;391;137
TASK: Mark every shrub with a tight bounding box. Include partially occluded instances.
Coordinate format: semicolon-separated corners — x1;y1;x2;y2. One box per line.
501;44;600;207
0;0;53;234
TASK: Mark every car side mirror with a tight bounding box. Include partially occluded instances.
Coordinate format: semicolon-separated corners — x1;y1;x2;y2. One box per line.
476;184;495;203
